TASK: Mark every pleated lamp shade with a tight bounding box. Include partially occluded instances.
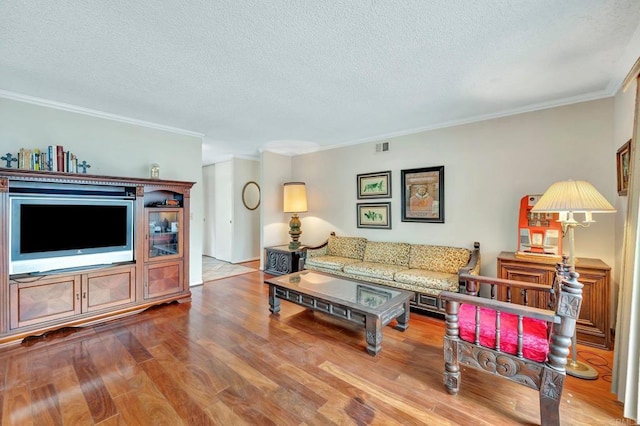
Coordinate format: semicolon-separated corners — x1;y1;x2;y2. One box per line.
531;180;616;213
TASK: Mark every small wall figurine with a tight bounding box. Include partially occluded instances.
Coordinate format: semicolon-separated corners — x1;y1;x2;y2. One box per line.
1;153;18;168
78;160;92;174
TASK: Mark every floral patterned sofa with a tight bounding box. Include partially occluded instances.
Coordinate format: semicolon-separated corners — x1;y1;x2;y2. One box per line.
300;233;481;315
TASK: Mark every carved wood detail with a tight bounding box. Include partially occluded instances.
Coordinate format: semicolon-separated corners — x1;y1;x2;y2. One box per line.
381;305;404;324
264;246;305;276
540;368;564;401
557;293;581;318
0;168;194;185
457;341;543;390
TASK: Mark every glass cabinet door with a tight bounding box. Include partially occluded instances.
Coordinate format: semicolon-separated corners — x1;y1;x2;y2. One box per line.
146;208;183;260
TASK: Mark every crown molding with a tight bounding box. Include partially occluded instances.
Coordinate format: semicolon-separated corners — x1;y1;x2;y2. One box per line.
622;56;640;93
0;89;204;139
311;90;613;155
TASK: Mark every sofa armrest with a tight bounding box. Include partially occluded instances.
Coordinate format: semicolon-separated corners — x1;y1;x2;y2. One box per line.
305;245;328;257
457;241;480;293
305;231;335;251
299;232;334;270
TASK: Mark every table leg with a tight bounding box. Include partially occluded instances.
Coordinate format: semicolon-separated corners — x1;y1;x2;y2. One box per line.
395;300;410;331
365;314;383;355
268;285;280;314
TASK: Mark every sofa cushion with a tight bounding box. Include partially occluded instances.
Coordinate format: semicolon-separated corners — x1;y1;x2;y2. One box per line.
327;236;367;260
363;241;411;267
343;262;407;281
458;304;549;362
409;245;471;274
304;255;361;271
394;269;459;292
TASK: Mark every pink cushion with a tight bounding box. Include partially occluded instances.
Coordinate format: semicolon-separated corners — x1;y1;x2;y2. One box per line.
458;304;550;362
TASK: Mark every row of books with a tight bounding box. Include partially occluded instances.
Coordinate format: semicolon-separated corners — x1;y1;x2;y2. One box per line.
17;146;81;173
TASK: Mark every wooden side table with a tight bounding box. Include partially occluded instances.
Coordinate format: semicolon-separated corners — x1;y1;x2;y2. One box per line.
497;251;612;349
264;245;306;276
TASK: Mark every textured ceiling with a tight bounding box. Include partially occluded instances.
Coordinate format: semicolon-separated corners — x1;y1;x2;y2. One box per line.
1;1;640;165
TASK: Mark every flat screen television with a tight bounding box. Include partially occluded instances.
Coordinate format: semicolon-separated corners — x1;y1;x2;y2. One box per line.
9;196;135;275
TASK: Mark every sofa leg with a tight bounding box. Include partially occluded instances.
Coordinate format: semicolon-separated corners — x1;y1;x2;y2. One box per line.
394;300;410;331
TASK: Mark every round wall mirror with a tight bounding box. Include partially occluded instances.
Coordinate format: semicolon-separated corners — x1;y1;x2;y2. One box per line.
242;181;261;210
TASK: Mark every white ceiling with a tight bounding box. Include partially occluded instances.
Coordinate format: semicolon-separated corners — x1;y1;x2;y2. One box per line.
2;1;640;165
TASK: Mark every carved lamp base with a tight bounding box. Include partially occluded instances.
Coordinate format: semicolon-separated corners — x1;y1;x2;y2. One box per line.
288;213;302;250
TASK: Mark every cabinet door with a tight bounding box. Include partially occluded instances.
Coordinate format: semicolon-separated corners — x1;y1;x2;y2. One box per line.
497;253;611;349
497;262;555;309
144;260;184;299
145;208;183;262
573;268;609;348
9;275;81;329
83;266;136;312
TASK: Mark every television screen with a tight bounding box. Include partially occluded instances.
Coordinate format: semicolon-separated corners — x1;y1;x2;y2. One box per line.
9;196;134;275
21;204;128;253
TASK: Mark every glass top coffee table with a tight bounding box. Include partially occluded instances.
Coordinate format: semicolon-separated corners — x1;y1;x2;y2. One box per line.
264;270;412;355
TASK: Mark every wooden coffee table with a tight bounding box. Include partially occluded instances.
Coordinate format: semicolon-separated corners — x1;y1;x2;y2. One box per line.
264;270;412;355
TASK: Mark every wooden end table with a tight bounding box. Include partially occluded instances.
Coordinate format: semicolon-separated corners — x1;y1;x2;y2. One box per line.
264;245;306;275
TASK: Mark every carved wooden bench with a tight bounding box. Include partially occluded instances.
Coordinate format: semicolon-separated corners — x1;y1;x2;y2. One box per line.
440;259;582;426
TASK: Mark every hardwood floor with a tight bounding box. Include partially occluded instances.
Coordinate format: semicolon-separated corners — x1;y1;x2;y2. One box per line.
0;265;631;425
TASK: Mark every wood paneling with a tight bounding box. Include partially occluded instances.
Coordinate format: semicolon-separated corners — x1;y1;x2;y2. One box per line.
9;275;81;328
0;266;628;425
84;266;136;312
145;261;183;299
497;252;612;349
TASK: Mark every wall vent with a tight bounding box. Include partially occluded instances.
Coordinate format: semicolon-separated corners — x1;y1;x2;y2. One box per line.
375;142;390;152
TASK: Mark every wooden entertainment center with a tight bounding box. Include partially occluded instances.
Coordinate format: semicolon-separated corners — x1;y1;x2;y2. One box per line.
0;168;194;347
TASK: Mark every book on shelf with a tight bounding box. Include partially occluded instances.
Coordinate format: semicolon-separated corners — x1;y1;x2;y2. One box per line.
56;145;64;172
12;145;82;173
39;152;48;171
48;145;55;171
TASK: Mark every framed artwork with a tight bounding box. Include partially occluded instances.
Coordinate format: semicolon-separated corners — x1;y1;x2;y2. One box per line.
617;139;632;196
357;285;392;308
357;202;391;229
357;170;391;199
401;166;444;223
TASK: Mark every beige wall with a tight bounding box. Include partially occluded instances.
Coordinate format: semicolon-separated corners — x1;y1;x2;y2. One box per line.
202;164;216;257
0;97;204;285
285;98;617;277
613;80;637;325
205;157;261;263
260;151;293;269
232;158;261;262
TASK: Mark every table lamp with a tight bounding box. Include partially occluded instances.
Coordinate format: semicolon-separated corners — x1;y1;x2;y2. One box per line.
531;179;616;379
283;182;307;250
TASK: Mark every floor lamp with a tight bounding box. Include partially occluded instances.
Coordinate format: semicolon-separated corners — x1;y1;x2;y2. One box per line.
531;179;616;379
